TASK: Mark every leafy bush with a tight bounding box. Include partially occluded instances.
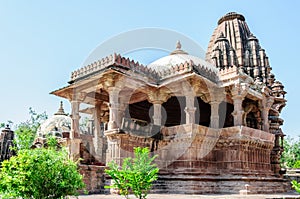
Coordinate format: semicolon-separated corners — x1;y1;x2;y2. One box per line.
105;147;159;199
281;136;300;168
293;160;300;168
0;137;85;199
292;180;300;193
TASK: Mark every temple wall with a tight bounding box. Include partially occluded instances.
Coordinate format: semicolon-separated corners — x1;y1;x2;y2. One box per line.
79;164;108;194
105;124;275;176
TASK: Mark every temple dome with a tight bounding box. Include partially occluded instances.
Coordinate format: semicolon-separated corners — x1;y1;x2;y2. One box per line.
147;41;217;73
37;102;71;138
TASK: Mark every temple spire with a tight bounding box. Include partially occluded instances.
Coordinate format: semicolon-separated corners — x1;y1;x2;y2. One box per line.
54;101;67;116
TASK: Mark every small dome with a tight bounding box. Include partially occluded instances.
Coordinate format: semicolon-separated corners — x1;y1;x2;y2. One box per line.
37;102;71;138
147;41;218;73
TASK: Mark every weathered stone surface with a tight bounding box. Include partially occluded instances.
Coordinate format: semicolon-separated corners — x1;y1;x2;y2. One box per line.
79;165;108;194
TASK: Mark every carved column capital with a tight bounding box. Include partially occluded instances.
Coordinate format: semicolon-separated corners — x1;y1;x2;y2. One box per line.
209;88;226;104
148;90;170;104
231;83;249;99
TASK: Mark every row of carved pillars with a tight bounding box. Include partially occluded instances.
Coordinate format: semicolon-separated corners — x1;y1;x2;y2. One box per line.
231;88;271;131
106;90;223;130
69;89;273;134
68;86;273;162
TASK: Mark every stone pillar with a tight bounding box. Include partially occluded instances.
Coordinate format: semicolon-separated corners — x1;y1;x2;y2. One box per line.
210;101;220;128
70;100;80;139
106;138;121;165
69;100;82;160
261;96;274;132
231;83;248;126
92;104;106;163
148;89;170;126
261;107;269;132
185;95;196;124
107;87;121;130
153;103;162;126
118;102;127;128
232;96;244;126
93;104;102;137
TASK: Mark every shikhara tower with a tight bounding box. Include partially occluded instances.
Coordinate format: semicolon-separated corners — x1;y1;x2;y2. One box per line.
47;12;288;193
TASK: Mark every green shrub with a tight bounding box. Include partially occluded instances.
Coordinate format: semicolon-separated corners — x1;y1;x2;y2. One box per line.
0;140;85;199
292;180;300;193
293;160;300;168
105;147;159;199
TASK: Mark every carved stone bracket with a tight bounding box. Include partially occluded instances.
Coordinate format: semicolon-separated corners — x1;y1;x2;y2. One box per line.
67;91;87;102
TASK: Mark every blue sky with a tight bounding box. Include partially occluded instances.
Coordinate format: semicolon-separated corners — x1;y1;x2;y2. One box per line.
0;1;299;137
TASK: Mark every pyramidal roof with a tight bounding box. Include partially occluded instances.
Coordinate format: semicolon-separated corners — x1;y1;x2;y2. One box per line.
206;12;251;66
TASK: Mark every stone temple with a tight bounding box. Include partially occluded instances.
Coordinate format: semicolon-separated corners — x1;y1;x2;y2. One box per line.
45;12;288;193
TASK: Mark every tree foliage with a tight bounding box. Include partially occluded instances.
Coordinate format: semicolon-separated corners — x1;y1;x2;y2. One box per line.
0;108;85;198
14;108;47;151
281;136;300;168
0;137;85;199
105;147;159;199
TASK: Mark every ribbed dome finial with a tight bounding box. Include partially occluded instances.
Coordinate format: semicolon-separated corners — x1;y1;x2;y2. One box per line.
170;40;188;55
176;40;181;50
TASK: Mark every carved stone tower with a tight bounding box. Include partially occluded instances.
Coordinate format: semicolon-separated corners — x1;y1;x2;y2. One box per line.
0;125;15;164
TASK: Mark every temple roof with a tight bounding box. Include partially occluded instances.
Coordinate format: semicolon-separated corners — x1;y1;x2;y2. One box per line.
64;40;219;87
37;102;71;138
217;12;245;25
147;41;217;73
206;12;251;65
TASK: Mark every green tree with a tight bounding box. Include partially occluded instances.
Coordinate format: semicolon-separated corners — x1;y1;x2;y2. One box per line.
0;137;85;199
105;147;159;199
281;136;300;168
0;121;13;129
14;108;47;150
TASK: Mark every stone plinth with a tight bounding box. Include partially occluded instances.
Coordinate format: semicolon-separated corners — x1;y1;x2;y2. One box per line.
79;164;108;194
103;124;288;194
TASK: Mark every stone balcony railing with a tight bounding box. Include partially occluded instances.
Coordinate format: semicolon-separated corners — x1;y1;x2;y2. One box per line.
69;53;219;83
120;117;161;138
